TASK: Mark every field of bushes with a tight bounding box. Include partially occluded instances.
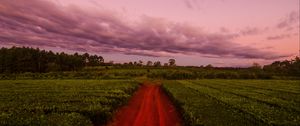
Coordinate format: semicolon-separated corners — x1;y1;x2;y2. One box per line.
0;80;139;126
163;80;300;126
1;79;300;126
1;67;294;80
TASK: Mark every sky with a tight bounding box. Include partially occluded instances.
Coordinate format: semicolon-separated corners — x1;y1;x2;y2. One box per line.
0;0;299;67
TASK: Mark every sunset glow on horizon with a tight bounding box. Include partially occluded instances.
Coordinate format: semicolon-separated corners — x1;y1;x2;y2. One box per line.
0;0;299;67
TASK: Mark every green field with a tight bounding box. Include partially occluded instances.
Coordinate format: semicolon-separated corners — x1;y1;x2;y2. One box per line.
0;80;139;126
1;79;299;126
163;80;300;126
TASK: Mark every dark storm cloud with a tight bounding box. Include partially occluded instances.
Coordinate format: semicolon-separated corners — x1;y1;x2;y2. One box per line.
0;0;288;59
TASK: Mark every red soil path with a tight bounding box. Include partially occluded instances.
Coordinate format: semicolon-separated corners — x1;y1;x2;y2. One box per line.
106;84;182;126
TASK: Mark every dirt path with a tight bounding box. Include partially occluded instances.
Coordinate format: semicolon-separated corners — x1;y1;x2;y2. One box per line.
106;84;182;126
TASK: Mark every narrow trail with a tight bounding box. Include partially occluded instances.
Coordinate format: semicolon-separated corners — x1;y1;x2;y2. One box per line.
106;84;182;126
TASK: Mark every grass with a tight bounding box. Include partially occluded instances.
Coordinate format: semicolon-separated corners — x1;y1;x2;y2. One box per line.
163;79;300;126
0;80;139;126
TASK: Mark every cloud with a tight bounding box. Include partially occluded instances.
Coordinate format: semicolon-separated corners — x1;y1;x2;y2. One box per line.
182;0;202;10
218;26;268;39
181;0;226;10
266;34;291;40
239;27;261;36
277;11;299;30
0;0;289;60
219;27;230;33
183;0;194;9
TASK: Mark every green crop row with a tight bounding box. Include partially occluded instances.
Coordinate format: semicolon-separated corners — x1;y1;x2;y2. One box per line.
162;80;261;126
0;80;139;126
201;80;300;103
189;80;300;113
163;80;300;126
1;67;289;80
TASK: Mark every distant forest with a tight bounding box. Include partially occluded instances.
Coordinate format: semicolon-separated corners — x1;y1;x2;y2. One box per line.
0;47;104;73
0;47;299;78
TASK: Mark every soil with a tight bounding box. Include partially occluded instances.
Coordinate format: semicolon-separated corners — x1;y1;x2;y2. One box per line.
106;83;182;126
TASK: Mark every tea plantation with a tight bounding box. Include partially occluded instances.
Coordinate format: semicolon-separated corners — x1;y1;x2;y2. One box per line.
163;80;300;126
0;80;139;126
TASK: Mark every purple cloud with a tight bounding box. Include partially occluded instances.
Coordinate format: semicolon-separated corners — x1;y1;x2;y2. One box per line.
0;0;289;60
277;11;299;30
267;34;291;40
239;27;261;36
183;0;194;9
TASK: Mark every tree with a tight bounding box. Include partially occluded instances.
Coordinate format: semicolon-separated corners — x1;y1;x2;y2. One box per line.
163;63;168;66
108;61;114;66
0;47;103;73
83;53;89;66
128;62;133;66
88;55;103;66
138;60;143;66
146;61;153;66
153;61;161;67
251;62;261;69
205;64;213;69
133;61;138;66
169;59;176;66
263;56;300;76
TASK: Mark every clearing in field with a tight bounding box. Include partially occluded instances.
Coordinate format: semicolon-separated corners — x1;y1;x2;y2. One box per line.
107;83;182;126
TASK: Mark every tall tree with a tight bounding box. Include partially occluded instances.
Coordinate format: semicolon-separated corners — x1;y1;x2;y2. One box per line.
0;47;104;73
153;61;161;67
169;59;176;66
138;60;143;66
146;61;153;66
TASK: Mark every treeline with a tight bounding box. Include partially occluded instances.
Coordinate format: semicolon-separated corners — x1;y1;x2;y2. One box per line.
263;57;300;76
0;46;299;79
0;47;104;73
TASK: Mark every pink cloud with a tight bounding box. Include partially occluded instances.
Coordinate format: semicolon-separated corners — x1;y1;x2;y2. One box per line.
277;11;299;30
0;0;290;60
